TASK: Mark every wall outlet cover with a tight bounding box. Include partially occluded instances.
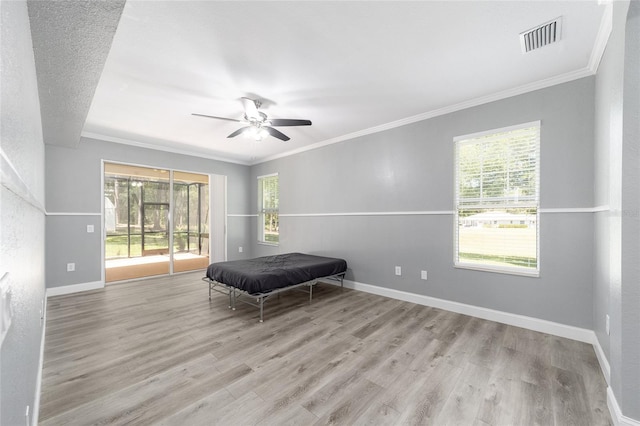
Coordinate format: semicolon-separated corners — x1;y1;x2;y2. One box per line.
395;266;402;276
421;270;428;280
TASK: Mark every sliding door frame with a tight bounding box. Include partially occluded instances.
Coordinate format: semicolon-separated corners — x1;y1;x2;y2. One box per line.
101;159;226;283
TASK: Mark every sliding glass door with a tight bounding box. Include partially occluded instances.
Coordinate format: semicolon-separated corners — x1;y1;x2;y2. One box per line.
173;171;210;273
104;163;210;282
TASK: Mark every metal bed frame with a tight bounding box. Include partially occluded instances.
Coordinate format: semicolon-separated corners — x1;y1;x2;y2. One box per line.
202;273;345;322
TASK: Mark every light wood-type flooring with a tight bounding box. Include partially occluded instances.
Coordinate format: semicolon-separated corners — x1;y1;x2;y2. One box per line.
40;272;610;425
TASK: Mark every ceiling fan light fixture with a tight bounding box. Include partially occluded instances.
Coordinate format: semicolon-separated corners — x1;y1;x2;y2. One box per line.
242;126;257;138
241;126;269;141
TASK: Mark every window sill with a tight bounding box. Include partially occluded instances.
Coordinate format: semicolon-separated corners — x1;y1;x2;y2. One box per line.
454;263;539;278
257;242;279;247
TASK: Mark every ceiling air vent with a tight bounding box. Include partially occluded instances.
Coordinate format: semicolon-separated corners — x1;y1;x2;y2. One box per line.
520;17;562;53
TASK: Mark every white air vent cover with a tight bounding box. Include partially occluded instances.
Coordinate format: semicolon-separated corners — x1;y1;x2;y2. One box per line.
520;17;562;53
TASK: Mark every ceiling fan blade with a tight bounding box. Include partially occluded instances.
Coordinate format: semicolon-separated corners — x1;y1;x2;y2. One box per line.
192;113;243;123
227;127;251;138
264;126;290;141
269;119;312;127
241;97;259;120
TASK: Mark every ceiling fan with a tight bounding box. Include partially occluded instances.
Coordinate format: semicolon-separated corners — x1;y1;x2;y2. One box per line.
192;98;312;141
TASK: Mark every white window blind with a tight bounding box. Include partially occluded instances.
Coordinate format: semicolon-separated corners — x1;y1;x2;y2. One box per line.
258;174;279;244
454;122;540;275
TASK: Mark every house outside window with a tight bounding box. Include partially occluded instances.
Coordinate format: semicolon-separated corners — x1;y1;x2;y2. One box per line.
258;174;279;245
454;121;540;276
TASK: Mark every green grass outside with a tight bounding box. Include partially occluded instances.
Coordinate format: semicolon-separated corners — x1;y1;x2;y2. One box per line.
264;232;279;244
106;234;169;259
106;233;206;259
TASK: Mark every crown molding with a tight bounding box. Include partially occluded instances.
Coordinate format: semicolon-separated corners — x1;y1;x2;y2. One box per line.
254;67;595;165
588;2;614;73
81;132;251;166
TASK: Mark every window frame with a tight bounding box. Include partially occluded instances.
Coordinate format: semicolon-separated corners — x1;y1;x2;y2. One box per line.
453;121;541;277
257;173;279;246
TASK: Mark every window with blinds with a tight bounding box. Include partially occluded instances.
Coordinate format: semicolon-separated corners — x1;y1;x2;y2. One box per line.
454;121;540;276
258;174;279;245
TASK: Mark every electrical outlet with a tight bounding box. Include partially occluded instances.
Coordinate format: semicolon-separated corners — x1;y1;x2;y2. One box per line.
395;266;401;276
238;246;243;253
66;263;75;272
421;270;428;280
40;298;45;325
606;314;610;335
87;224;94;233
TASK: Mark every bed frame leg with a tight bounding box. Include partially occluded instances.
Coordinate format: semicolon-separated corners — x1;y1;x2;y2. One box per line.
309;283;313;303
232;288;236;311
209;282;212;300
259;296;264;323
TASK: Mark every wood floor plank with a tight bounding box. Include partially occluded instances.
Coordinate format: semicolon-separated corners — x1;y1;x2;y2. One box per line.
477;377;529;426
551;365;595;426
164;390;270;426
352;401;402;426
225;328;358;401
377;337;457;414
257;404;319;426
433;361;492;425
394;354;465;425
520;380;554;425
40;271;610;425
253;336;365;406
155;388;238;426
363;327;433;388
312;378;384;425
41;353;220;425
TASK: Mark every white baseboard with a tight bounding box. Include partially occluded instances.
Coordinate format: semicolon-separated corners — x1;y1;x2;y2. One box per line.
338;279;594;343
46;280;104;297
592;334;611;385
608;387;640;426
32;290;47;426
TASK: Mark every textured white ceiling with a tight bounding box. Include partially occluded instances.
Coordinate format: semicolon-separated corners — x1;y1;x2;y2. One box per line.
79;1;607;165
28;0;125;148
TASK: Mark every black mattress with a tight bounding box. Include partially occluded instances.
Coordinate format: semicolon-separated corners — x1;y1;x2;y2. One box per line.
206;252;347;295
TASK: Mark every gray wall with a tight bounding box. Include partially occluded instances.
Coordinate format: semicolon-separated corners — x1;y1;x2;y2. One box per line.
251;77;596;329
0;1;46;424
620;0;640;419
45;138;252;288
594;0;628;369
